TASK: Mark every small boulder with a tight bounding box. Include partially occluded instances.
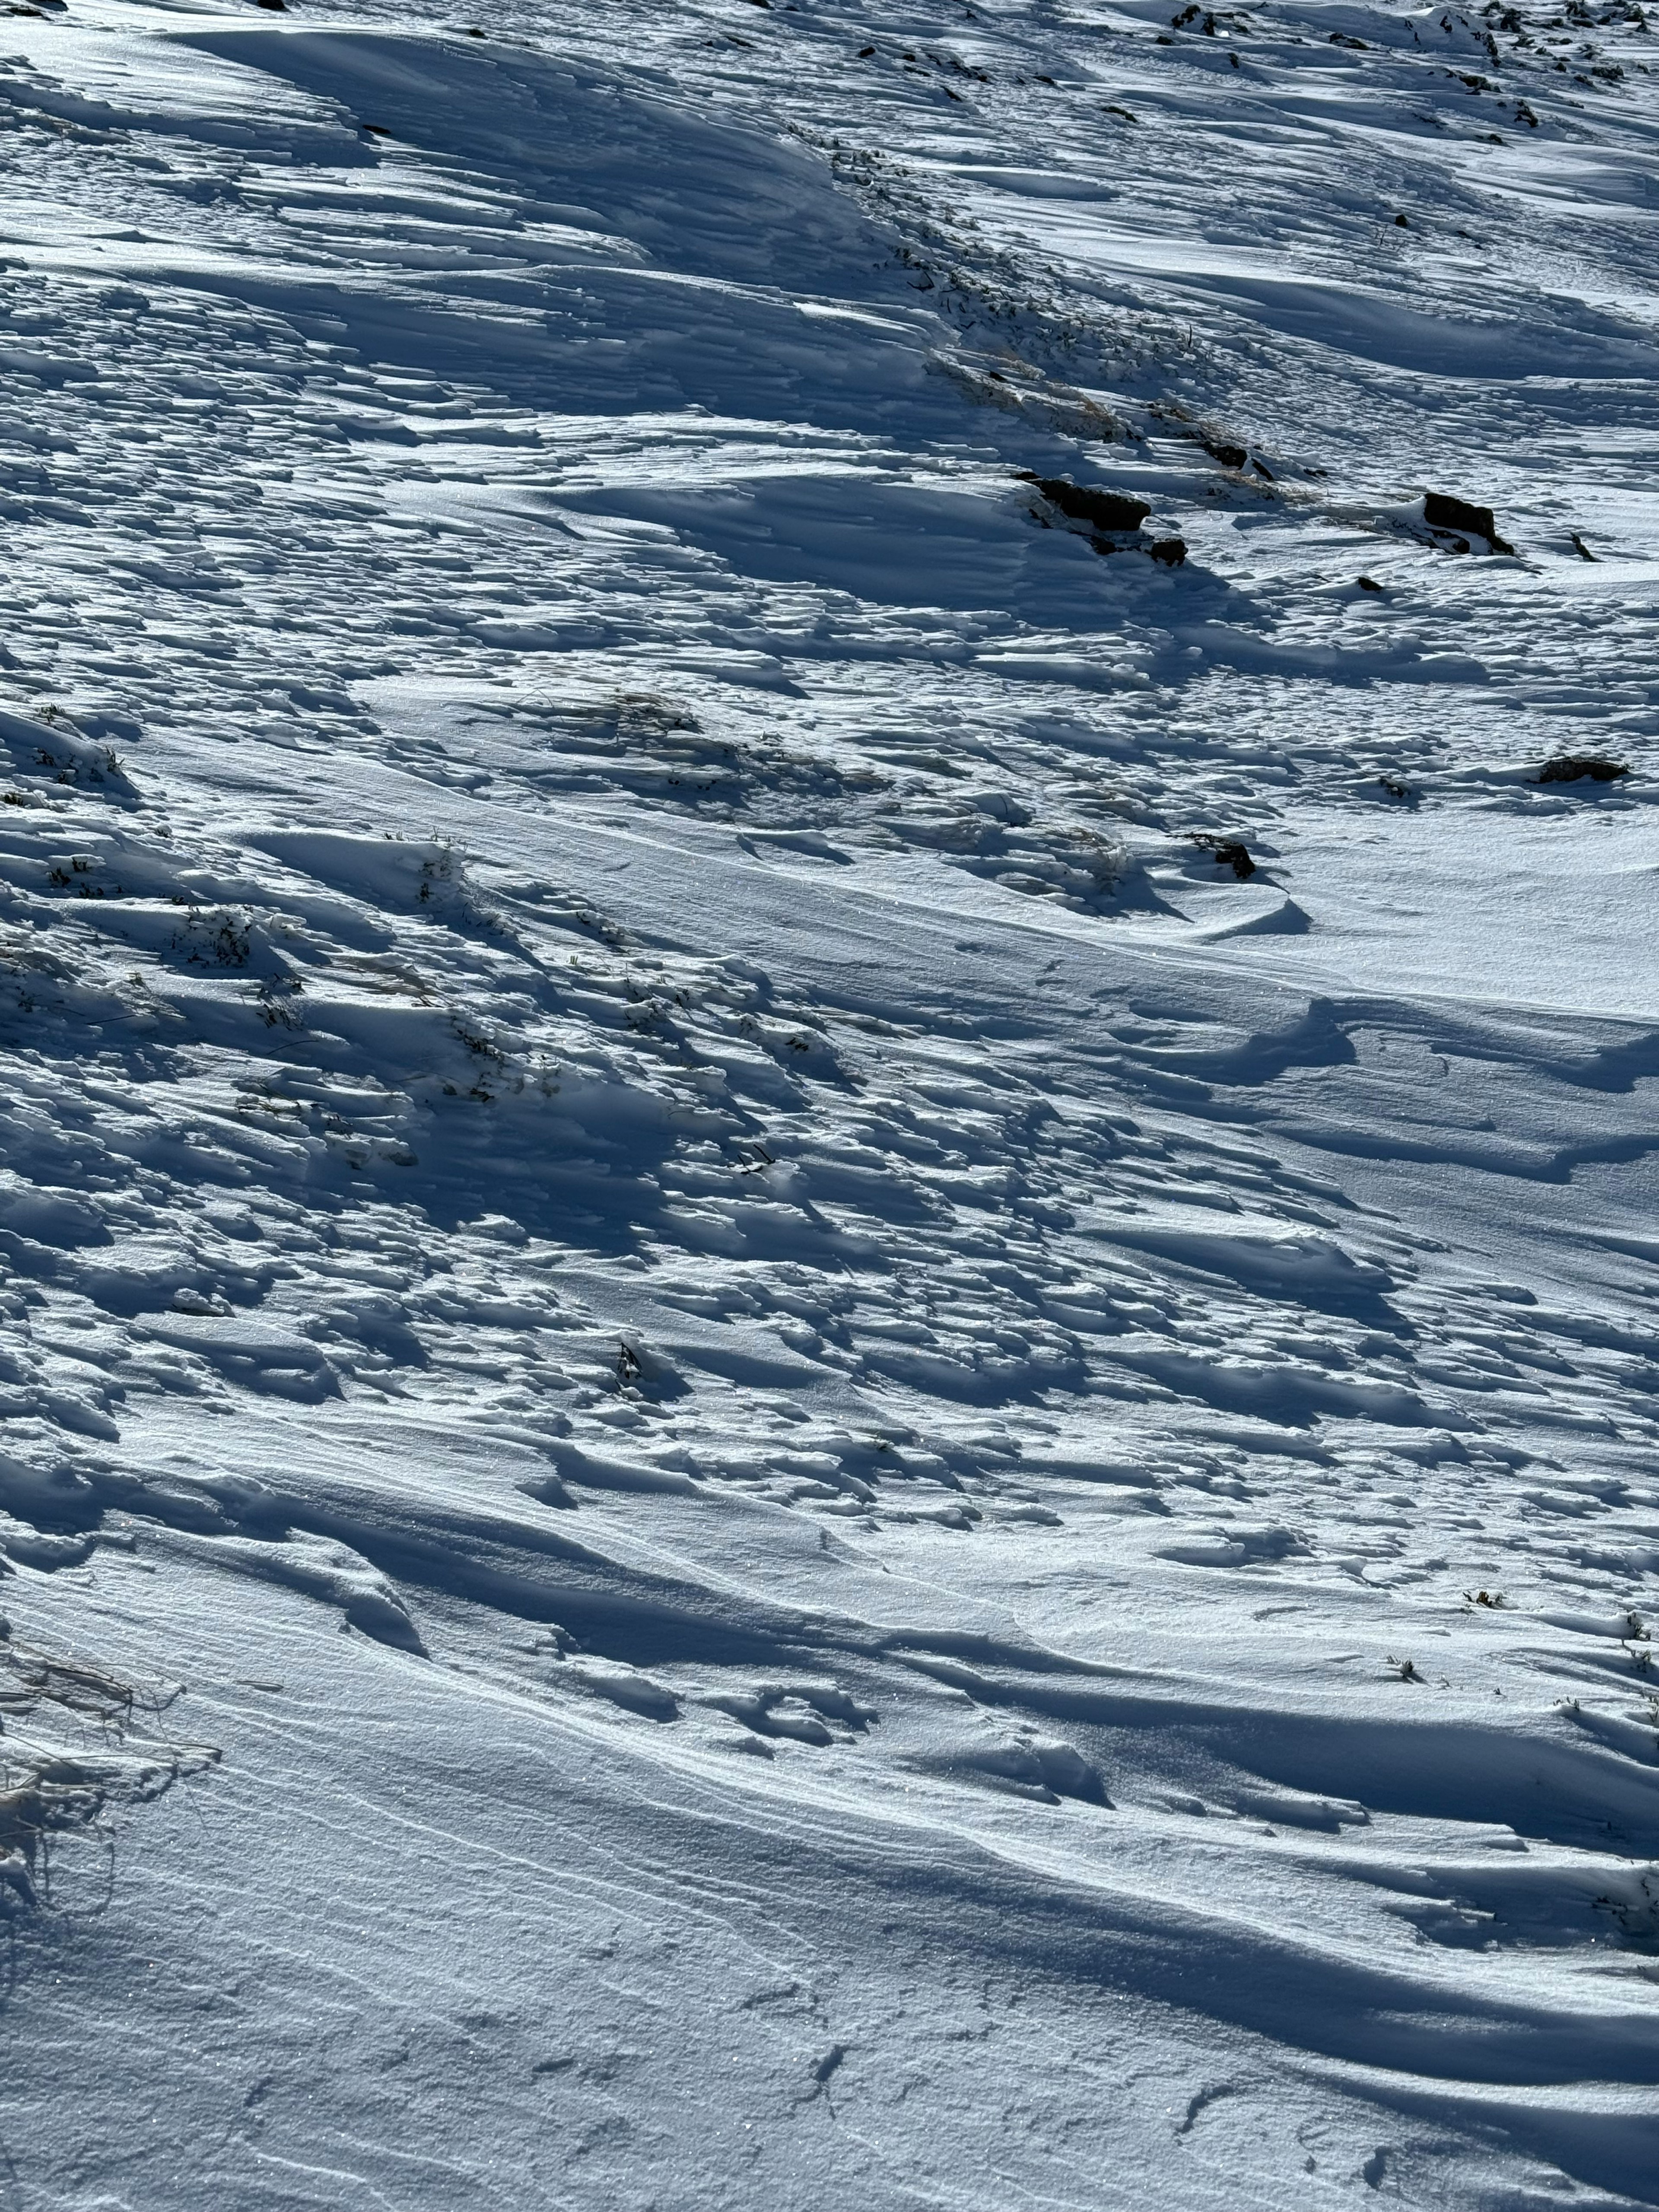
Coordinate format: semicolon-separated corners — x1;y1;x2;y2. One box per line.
1033;477;1150;534
1204;439;1248;470
1424;491;1514;555
1148;538;1186;567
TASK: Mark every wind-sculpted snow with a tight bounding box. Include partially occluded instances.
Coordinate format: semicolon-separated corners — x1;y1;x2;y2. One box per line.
0;0;1656;2205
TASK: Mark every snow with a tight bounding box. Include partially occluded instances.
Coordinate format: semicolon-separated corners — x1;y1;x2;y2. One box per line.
1;0;1657;2202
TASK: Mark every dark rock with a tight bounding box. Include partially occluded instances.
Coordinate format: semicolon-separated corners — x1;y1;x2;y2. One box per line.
1205;439;1248;470
1424;491;1493;535
254;0;286;10
1570;531;1595;561
1148;538;1186;567
1536;756;1630;785
1034;477;1150;533
1394;213;1409;226
1378;776;1416;804
1357;576;1384;592
1424;491;1515;554
1189;835;1256;880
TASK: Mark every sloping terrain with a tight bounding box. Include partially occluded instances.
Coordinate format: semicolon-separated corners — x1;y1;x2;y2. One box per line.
0;0;1657;2205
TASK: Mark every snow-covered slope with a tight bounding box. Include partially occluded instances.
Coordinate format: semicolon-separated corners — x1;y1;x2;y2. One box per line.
2;0;1657;2203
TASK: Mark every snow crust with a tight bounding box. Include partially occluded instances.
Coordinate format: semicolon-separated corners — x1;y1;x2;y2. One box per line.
1;0;1657;2202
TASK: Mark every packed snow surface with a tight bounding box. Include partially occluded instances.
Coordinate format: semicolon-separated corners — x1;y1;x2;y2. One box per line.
1;0;1658;2202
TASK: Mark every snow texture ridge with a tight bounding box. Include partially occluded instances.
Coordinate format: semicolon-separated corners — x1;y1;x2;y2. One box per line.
0;0;1657;2204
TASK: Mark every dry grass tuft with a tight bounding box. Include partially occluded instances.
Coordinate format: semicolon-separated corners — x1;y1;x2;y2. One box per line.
0;1618;218;1922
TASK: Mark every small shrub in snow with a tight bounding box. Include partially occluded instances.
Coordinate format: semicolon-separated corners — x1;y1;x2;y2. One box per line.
1536;754;1630;785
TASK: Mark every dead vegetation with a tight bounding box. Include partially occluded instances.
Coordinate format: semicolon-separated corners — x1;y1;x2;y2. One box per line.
0;1615;217;1926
